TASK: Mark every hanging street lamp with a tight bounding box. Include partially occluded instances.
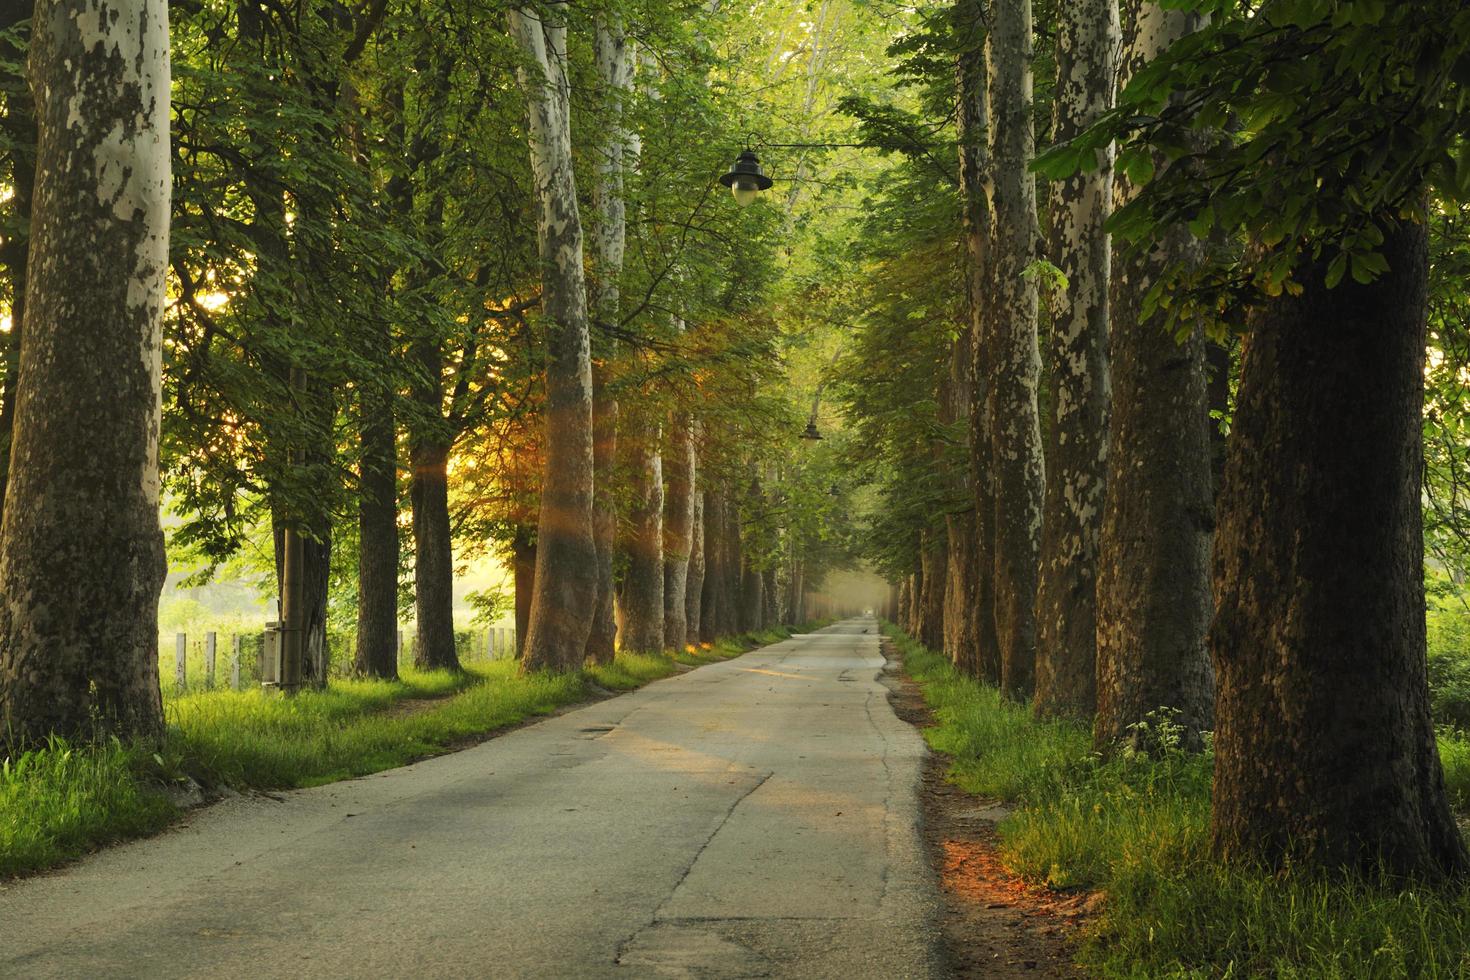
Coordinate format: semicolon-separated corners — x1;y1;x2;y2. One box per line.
801;419;823;441
720;148;774;206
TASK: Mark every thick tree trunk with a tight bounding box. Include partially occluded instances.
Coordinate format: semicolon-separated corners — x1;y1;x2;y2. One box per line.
510;9;598;671
302;526;331;685
740;554;763;633
585;360;619;662
700;489;739;641
763;565;780;626
1033;0;1118;720
411;440;460;671
907;562;923;636
354;376;399;678
512;524;535;658
919;531;947;652
956;9;1002;684
618;421;664;653
1210;218;1468;877
722;492;744;636
1093;1;1214;751
0;9;33;522
663;417;696;648
0;0;169;745
684;487;705;644
897;577;912;633
584;17;633;665
943;303;979;674
984;0;1043;700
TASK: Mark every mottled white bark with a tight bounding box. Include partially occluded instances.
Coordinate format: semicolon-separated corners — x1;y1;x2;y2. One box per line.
684;483;705;644
0;0;170;743
585;15;634;664
1034;0;1119;720
510;7;599;672
983;0;1043;700
1094;0;1214;749
617;416;665;653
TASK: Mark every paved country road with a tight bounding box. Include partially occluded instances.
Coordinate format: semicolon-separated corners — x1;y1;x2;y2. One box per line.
0;619;944;979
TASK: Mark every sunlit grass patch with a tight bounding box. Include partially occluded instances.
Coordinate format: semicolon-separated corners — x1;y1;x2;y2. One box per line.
889;623;1470;978
0;736;174;877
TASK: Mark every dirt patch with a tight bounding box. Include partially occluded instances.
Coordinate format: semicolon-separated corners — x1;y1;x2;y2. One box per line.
883;641;1090;978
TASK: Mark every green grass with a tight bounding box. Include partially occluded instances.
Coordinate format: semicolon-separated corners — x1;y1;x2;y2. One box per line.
893;624;1470;979
2;623;808;879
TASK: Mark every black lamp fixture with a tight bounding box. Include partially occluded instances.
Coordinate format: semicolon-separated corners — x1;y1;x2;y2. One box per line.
720;148;773;206
801;419;823;441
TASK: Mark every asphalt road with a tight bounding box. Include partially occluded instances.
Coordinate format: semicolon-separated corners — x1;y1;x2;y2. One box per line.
0;618;943;979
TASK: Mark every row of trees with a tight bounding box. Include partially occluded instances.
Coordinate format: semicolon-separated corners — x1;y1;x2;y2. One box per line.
0;1;867;747
860;0;1470;878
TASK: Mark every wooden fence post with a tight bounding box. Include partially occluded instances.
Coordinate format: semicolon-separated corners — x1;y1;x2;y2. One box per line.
204;631;217;689
175;633;187;691
231;634;242;690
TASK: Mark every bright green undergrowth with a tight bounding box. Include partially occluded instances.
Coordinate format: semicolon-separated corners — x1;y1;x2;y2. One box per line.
2;624;804;878
894;625;1470;979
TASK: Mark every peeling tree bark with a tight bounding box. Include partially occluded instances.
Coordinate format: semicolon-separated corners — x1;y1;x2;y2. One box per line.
584;15;634;665
983;0;1043;700
663;413;696;649
617;414;665;652
1210;218;1468;878
510;7;598;671
1033;0;1118;720
0;0;170;744
0;6;33;523
684;485;705;644
1093;1;1214;751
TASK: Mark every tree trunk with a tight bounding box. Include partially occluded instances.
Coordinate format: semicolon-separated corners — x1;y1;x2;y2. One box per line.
0;8;33;523
1210;218;1468;877
618;421;664;653
354;360;399;678
1093;0;1214;751
584;16;633;665
700;489;733;641
684;486;705;644
512;524;535;658
762;565;779;626
740;553;763;633
983;0;1043;700
943;296;979;674
1033;0;1118;720
956;7;1002;685
510;8;598;671
919;531;947;651
0;0;169;745
411;440;459;671
663;415;696;649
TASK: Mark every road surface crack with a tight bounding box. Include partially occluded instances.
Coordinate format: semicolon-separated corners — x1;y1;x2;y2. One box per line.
613;768;774;964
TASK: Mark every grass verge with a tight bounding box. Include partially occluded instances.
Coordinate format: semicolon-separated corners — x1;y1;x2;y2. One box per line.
893;624;1470;979
2;623;808;879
